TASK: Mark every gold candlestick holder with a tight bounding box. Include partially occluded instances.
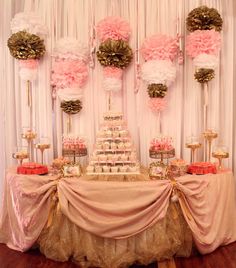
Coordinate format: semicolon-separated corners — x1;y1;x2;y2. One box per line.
212;146;229;171
203;129;218;162
12;147;29;166
35;136;50;165
185;136;201;163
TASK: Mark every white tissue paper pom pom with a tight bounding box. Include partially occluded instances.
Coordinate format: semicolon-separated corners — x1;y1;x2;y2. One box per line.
103;77;122;92
19;68;37;81
141;60;176;86
52;38;89;63
57;88;83;101
10;12;47;35
193;53;219;69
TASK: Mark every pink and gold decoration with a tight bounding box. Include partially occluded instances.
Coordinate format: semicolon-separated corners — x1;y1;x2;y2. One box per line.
8;13;47;110
51;38;89;134
140;34;179;137
186;6;223;161
51;38;89;97
96;16;133;107
140;34;178;121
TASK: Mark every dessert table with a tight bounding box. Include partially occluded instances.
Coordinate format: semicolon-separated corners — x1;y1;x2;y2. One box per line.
0;168;236;268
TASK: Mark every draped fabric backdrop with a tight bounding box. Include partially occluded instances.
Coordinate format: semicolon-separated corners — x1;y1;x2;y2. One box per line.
0;0;236;199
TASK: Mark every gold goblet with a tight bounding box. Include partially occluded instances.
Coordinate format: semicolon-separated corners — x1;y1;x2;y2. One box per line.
12;147;29;166
212;146;229;171
185;136;201;163
35;137;50;165
203;129;218;162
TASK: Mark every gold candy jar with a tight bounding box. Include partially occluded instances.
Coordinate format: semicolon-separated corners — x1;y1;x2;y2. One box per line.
212;145;229;171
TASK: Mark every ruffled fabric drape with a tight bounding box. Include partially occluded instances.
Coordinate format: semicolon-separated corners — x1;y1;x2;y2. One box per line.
0;170;236;257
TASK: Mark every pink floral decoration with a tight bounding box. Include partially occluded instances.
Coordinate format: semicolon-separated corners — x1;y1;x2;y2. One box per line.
103;66;123;79
148;98;167;112
96;16;131;42
186;30;221;58
141;34;179;62
51;60;88;88
150;137;173;151
19;59;39;69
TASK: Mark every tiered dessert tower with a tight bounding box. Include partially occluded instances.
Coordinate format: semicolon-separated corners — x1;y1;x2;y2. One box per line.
87;112;140;175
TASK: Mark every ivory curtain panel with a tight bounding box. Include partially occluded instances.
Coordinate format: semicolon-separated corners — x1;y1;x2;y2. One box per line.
0;0;236;200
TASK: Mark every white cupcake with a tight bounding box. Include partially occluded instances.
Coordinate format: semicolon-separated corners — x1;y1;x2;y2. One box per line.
125;142;132;149
111;166;118;173
110;142;117;150
112;154;119;161
118;142;125;149
106;130;112;138
120;154;127;161
103;142;110;150
120;166;127;172
95;166;102;173
99;154;107;161
103;165;110;173
86;165;94;173
113;131;119;138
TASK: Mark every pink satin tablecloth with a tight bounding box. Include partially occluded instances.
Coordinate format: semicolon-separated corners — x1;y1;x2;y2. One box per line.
0;169;236;255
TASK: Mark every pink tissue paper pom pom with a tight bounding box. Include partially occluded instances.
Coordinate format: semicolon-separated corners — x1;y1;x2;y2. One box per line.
19;59;39;69
51;60;88;88
96;16;131;42
186;30;221;58
148;98;167;112
141;34;179;62
103;67;123;79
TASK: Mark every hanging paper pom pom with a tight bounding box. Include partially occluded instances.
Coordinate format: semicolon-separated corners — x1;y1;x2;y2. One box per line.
141;34;179;62
147;84;168;98
103;66;123;79
194;68;215;83
141;60;176;86
8;31;46;60
52;38;89;63
51;60;88;89
97;39;133;69
193;53;219;69
96;16;131;42
103;77;122;92
60;99;82;115
19;68;37;81
148;98;167;112
19;59;39;69
186;30;221;58
10;12;48;35
186;6;223;32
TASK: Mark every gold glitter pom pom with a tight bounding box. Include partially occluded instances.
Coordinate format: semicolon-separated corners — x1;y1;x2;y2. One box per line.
194;68;215;83
60;100;82;115
147;84;168;98
186;6;223;32
7;30;46;60
96;39;133;69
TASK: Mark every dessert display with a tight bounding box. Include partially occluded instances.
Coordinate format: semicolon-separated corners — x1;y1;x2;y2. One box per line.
187;162;217;175
212;145;229;170
203;129;218;161
17;162;48;175
62;135;87;157
169;158;188;177
185;136;201;163
149;136;175;162
87;112;140;175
